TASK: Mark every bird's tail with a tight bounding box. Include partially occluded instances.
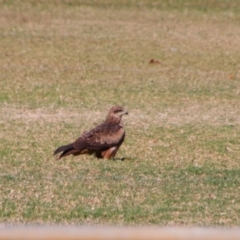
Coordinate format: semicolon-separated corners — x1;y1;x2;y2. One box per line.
53;143;76;159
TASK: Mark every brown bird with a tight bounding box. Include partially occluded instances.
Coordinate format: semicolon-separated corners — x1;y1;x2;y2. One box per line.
53;105;128;160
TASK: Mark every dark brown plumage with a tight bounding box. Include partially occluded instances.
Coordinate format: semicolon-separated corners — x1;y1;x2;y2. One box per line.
53;105;128;160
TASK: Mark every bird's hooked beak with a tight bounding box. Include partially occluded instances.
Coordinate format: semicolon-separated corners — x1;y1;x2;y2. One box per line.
122;109;128;115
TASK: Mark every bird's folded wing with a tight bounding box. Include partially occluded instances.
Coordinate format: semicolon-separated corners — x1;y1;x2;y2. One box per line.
74;124;125;150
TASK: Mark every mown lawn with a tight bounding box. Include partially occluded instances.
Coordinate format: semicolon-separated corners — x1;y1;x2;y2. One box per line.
1;0;240;226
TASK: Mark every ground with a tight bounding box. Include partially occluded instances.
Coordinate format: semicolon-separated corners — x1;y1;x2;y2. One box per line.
1;0;240;225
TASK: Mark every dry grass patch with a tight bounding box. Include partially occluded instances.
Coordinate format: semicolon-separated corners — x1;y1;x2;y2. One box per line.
1;99;240;126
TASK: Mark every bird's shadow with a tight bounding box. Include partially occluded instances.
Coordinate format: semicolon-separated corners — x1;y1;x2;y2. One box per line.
113;157;132;161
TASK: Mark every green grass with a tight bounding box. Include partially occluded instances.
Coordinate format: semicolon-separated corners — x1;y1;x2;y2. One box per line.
1;0;240;226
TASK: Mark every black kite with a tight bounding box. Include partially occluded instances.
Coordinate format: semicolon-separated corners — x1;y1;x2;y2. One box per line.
53;105;128;159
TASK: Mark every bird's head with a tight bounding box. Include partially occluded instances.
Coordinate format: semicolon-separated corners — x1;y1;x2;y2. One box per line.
106;105;128;122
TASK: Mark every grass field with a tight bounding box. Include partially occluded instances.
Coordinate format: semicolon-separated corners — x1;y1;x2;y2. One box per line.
1;0;240;226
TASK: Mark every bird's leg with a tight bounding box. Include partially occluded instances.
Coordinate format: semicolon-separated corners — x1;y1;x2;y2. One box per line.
102;146;119;159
